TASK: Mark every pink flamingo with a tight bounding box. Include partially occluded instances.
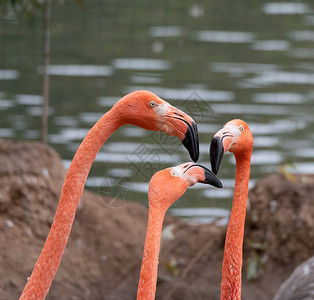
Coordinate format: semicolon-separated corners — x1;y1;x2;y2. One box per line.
136;162;222;300
210;119;253;300
19;90;200;300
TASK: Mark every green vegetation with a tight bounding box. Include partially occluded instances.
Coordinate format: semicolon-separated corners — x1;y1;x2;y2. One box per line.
0;0;43;20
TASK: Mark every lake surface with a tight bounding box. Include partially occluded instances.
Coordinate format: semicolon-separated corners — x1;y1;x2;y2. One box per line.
1;0;314;223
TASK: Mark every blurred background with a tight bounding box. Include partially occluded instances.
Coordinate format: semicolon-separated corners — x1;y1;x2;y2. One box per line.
1;0;314;223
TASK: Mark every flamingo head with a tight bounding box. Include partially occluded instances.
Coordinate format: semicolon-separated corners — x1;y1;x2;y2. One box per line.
148;162;222;210
210;119;253;174
117;90;199;162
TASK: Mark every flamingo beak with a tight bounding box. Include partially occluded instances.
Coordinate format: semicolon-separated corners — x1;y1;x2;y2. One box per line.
182;121;199;163
185;164;223;188
210;126;236;174
210;136;224;175
165;111;199;162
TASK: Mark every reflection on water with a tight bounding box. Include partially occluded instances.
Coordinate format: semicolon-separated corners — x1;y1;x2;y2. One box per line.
251;40;290;51
0;70;19;80
149;26;183;37
250;151;283;165
130;74;162;84
16;95;43;105
262;2;310;15
97;97;120;107
170;207;230;224
247;71;314;86
290;31;314;41
253;93;305;104
203;189;234;199
210;62;278;74
249;120;307;135
0;99;13;109
295;148;314;158
211;104;293;115
86;177;115;188
0;128;14;137
126;86;234;101
294;162;314;174
1;0;314;222
291;48;314;59
195;31;254;43
95;152;181;164
112;58;171;70
40;65;113;77
27;106;54;116
252;136;278;147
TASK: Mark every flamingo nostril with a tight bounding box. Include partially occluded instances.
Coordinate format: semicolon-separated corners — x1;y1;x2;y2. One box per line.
174;112;184;118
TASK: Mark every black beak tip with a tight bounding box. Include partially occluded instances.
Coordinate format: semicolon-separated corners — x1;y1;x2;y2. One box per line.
212;165;219;176
205;172;223;188
210;136;224;175
187;164;223;188
182;121;199;163
196;164;223;188
191;149;199;163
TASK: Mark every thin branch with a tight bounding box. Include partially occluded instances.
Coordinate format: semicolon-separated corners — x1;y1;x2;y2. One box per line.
40;0;51;143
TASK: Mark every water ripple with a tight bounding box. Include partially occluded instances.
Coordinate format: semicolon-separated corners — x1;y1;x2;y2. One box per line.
149;26;183;37
251;40;290;51
253;92;305;104
263;2;310;15
112;58;171;70
0;70;19;80
195;31;254;43
126;86;234;101
38;65;113;77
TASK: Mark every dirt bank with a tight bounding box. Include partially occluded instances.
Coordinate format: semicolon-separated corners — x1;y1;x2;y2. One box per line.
0;139;313;299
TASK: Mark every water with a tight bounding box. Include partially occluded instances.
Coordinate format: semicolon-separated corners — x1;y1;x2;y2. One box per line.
0;0;314;223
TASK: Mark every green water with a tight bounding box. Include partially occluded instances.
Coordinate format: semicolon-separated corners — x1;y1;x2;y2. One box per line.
1;0;314;222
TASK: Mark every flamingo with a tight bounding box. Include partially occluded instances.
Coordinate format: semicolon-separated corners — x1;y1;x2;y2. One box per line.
274;255;314;299
136;162;222;300
19;90;200;300
210;119;253;300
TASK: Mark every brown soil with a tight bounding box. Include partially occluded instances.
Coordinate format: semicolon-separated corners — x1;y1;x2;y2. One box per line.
0;139;313;300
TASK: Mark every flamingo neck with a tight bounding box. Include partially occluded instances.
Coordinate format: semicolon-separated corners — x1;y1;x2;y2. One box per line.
19;108;121;300
221;152;251;300
137;206;166;300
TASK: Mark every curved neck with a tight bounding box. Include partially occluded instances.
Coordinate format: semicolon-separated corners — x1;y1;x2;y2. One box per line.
137;206;166;300
221;152;251;300
19;108;121;300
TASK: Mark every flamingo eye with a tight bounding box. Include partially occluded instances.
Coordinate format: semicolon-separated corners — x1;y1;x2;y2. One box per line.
239;125;244;132
170;170;177;177
149;101;157;108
